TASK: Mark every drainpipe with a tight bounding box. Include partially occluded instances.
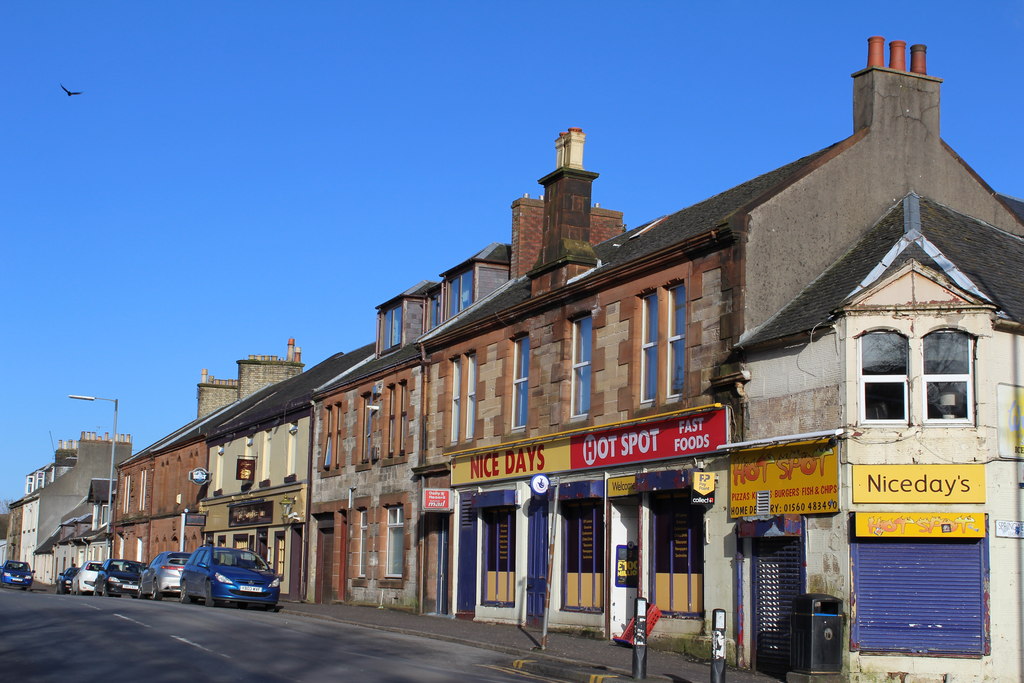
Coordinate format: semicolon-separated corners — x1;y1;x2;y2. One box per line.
300;400;316;602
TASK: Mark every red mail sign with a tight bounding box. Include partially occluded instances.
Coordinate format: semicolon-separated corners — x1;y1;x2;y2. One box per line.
422;488;453;511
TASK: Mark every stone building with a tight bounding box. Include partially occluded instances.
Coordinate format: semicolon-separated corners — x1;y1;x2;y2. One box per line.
303;36;1024;683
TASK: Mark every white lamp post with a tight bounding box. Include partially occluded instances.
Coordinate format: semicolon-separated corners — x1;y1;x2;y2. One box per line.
69;394;118;559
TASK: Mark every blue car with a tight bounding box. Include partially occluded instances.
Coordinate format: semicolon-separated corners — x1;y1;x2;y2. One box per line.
1;560;34;590
179;546;280;611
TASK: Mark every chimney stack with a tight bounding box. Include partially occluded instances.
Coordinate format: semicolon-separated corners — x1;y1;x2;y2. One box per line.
853;36;941;135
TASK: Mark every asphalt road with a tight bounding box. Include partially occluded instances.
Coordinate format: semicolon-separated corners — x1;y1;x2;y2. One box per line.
0;587;556;682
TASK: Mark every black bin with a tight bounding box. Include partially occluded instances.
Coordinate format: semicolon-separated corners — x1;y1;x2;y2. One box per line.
790;593;843;674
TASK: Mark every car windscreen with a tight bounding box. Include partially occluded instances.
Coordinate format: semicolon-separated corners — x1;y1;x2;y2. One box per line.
86;562;103;570
167;557;188;565
212;549;270;571
6;562;29;571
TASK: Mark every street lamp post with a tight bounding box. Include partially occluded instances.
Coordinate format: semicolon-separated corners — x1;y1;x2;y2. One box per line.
69;394;118;560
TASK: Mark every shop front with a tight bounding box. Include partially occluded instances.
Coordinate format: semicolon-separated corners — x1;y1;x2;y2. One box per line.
849;465;988;658
450;405;728;639
201;487;306;600
727;434;841;676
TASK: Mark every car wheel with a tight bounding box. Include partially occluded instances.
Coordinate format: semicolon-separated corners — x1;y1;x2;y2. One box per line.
266;604;280;613
152;588;163;601
203;580;215;608
179;580;192;604
99;582;107;597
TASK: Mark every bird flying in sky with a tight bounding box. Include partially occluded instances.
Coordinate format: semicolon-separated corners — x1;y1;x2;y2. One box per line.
60;84;83;96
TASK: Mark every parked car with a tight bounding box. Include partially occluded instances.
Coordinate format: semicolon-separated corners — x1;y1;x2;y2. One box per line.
95;559;144;597
71;561;104;595
138;551;190;600
179;546;280;610
0;560;33;590
55;566;80;594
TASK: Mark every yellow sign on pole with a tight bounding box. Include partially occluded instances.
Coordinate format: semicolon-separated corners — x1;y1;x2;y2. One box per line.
692;471;715;496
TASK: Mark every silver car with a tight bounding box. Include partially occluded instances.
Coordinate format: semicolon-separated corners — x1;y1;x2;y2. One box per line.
138;551;190;600
71;561;104;595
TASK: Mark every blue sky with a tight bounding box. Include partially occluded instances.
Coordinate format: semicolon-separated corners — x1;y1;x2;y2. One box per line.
3;2;1023;504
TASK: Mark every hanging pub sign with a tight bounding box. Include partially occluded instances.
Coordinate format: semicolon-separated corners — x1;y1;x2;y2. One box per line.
229;500;273;527
236;457;256;481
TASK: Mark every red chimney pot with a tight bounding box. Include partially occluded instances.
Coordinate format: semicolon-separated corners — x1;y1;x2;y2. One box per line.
889;40;907;71
568;127;583;133
867;36;885;67
910;44;927;75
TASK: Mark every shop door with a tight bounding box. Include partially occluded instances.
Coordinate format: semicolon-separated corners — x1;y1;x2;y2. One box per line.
456;499;477;615
435;516;450;615
608;500;639;637
422;512;451;615
525;496;549;624
752;536;803;676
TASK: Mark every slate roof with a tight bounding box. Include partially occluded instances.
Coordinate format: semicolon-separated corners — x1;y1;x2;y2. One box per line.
997;193;1024;222
314;342;416;395
412;144;838;345
740;194;1024;347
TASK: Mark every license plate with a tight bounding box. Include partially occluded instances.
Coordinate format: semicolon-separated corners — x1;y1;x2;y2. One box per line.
238;585;263;593
124;584;138;590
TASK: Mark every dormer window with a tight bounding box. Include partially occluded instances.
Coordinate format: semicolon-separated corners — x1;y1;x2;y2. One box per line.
382;303;403;350
428;291;442;329
448;269;474;317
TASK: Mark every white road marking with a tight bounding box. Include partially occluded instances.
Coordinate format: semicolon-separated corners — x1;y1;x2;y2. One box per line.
170;635;232;659
114;613;152;628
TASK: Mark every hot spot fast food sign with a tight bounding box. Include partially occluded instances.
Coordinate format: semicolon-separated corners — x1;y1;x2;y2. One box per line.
451;407;727;486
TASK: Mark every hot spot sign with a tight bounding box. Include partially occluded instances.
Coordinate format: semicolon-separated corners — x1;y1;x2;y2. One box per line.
451;407;726;485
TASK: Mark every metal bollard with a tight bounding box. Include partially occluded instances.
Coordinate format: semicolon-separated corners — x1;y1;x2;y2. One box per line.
632;596;648;680
710;609;726;683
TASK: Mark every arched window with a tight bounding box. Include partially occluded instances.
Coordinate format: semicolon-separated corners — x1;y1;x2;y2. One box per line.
861;331;909;422
923;330;973;422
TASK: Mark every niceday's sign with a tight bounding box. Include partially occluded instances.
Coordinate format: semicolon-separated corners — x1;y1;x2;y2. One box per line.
852;465;986;503
451;408;727;485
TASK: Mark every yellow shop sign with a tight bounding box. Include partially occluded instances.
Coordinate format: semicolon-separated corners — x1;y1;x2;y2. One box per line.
855;512;986;538
852;465;985;504
730;441;839;518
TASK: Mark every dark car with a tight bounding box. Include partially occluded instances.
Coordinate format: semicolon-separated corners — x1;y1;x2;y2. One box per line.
95;559;144;597
179;546;280;610
1;560;33;590
138;551;190;600
55;566;80;594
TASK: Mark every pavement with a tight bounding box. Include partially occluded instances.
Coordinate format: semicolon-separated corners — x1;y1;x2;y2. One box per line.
279;600;784;683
